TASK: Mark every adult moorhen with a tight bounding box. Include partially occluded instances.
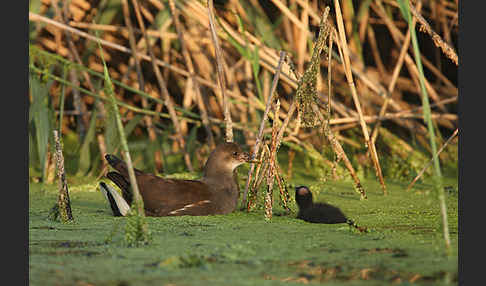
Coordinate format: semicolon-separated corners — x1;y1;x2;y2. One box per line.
295;186;367;232
99;142;252;217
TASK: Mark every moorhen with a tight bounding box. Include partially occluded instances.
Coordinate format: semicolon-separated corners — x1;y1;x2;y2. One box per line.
295;186;366;231
99;142;252;217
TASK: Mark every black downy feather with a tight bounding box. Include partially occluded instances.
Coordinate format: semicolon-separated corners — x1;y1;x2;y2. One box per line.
295;186;367;232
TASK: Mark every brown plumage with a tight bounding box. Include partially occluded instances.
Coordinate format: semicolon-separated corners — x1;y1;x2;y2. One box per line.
100;142;251;217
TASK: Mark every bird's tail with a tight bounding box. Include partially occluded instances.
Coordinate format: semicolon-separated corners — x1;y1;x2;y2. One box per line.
346;219;368;233
105;154;145;178
105;154;129;177
106;171;133;205
99;182;131;216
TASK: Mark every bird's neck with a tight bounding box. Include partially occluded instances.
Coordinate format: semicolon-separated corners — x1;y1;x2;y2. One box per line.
201;168;240;213
202;157;235;184
201;169;237;190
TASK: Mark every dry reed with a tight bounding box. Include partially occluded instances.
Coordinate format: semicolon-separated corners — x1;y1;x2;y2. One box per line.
29;0;457;214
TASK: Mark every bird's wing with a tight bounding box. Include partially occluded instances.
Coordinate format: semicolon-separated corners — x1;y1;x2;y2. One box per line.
138;177;217;216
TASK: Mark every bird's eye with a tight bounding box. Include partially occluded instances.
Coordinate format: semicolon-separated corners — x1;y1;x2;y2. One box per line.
232;151;238;156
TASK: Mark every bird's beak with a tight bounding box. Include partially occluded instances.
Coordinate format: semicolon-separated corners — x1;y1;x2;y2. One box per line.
238;152;260;164
239;152;251;162
240;152;261;164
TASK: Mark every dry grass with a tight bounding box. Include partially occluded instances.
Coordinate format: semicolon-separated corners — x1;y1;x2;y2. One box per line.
29;0;458;203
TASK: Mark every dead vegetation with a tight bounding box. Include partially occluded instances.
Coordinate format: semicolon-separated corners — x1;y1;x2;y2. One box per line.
29;0;458;209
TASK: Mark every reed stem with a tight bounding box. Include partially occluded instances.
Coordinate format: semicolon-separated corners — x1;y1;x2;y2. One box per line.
207;0;233;142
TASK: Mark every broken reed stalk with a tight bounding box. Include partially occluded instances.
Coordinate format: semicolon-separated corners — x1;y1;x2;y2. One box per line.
334;0;387;195
243;51;287;209
96;32;150;245
407;128;458;192
53;130;74;223
169;0;215;149
408;4;458;65
207;0;233;142
130;0;193;172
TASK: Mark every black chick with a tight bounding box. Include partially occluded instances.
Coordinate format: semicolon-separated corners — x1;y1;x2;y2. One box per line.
295;186;367;232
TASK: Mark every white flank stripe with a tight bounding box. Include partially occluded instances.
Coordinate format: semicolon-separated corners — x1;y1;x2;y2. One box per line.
168;200;211;215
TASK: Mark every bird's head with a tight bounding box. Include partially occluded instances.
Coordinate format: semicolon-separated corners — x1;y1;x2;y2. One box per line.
203;142;253;178
295;185;314;209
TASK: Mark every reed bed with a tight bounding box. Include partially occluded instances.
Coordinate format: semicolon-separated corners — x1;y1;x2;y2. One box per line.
29;0;458;212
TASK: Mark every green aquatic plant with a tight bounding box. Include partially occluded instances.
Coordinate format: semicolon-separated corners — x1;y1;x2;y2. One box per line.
397;0;450;254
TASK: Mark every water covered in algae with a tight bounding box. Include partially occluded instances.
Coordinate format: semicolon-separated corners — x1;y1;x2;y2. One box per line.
29;169;458;285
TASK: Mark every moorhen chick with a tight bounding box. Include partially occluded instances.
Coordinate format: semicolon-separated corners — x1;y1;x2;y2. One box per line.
295;186;367;231
99;142;252;217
